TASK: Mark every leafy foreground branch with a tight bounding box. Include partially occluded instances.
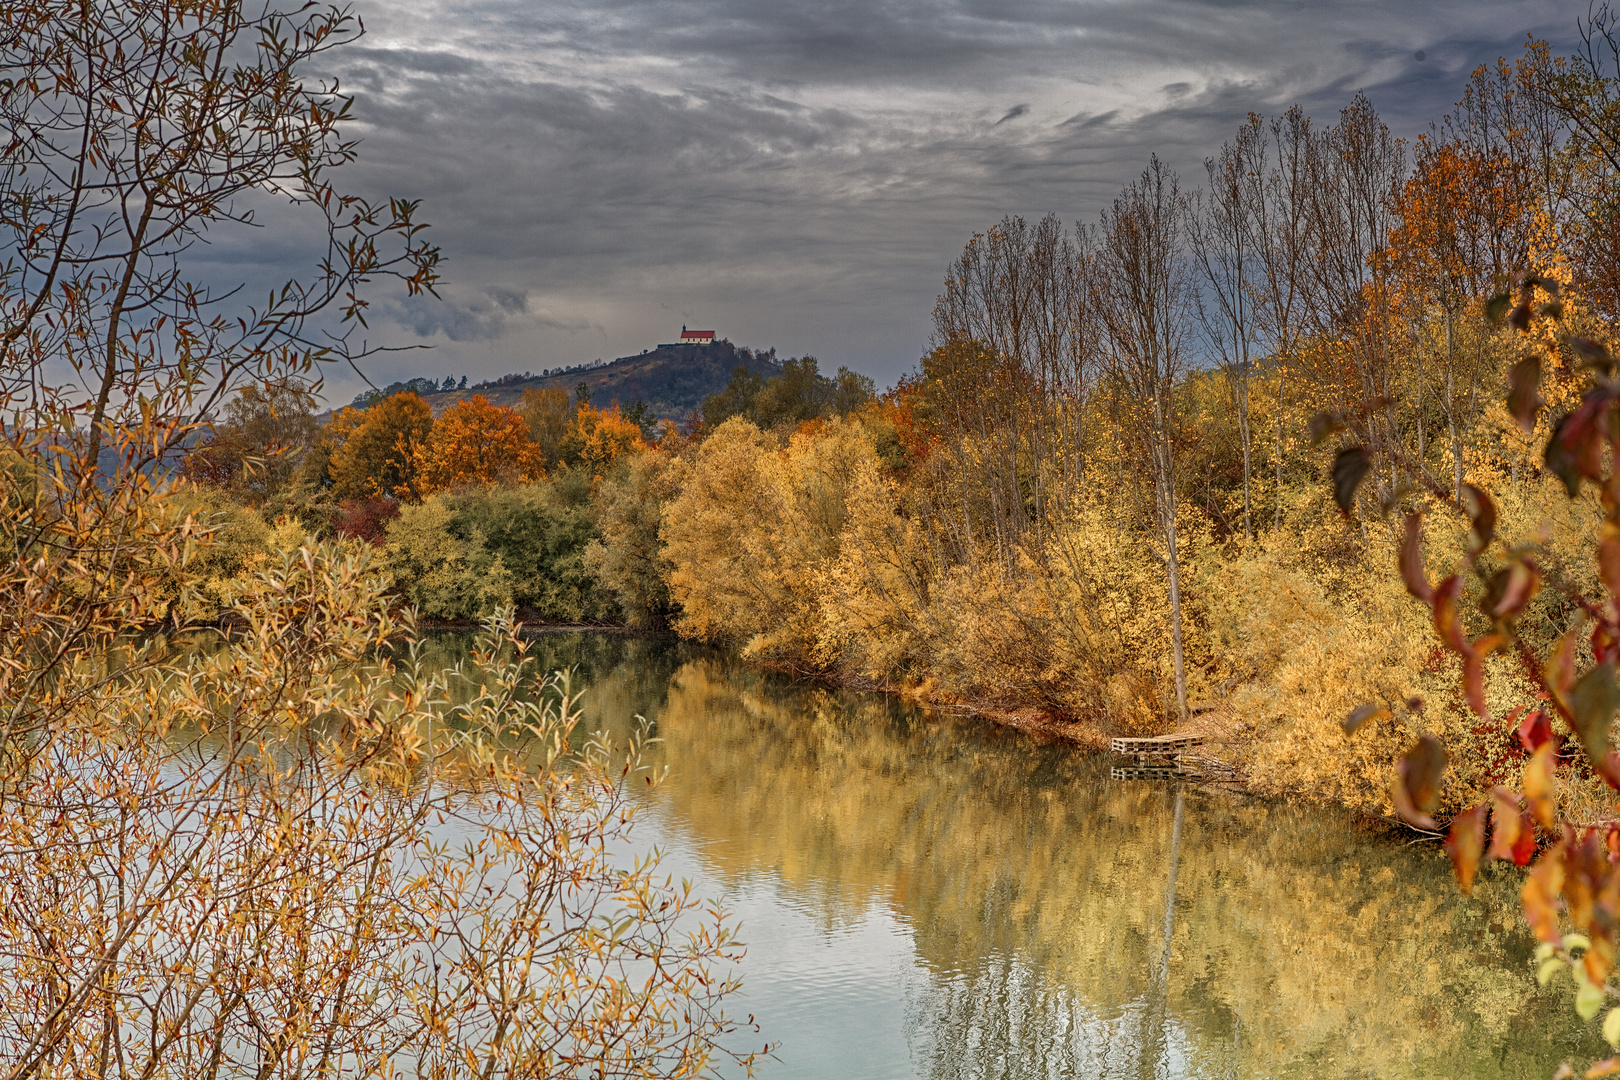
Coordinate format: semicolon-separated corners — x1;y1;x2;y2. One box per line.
1334;275;1620;1078
0;531;763;1078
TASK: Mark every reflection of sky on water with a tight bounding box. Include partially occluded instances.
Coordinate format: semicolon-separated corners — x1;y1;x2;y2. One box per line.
424;630;1601;1080
644;818;920;1080
639;793;1216;1080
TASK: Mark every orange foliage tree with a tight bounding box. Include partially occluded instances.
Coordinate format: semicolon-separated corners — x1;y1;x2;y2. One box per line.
325;392;434;501
559;402;648;476
876;375;934;468
416;394;544;493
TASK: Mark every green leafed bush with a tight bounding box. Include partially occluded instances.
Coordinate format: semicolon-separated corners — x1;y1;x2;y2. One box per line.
382;496;514;620
382;476;617;623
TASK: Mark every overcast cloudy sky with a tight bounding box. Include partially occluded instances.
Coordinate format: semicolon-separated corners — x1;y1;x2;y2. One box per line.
282;0;1584;399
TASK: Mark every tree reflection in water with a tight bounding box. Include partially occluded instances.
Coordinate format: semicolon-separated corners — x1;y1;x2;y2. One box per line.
429;632;1604;1079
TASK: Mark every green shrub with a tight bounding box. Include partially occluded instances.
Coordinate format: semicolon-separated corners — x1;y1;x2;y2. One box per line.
382;496;513;620
382;474;616;623
584;453;679;628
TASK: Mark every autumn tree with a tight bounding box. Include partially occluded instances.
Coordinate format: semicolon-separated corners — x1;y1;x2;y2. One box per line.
1391;57;1553;497
1092;156;1196;721
0;1;759;1076
416;394;544;493
1526;10;1620;322
1250;106;1316;523
180;381;319;501
521;386;573;465
1190;118;1266;539
557;402;648;477
931;213;1095;561
753;356;832;427
1299;95;1407;499
703;357;875;431
0;0;437;478
324;391;434;500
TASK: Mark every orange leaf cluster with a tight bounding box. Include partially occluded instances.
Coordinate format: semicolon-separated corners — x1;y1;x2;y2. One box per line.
563;403;648;478
415;394;545;494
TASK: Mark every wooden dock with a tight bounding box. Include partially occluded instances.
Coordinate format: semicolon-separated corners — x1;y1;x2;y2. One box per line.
1108;732;1205;760
1110;764;1193;782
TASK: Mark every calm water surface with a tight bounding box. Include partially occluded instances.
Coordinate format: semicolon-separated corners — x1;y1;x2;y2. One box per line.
422;631;1601;1079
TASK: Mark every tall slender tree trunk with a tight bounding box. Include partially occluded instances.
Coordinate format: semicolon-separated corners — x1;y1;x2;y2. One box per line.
1273;364;1287;530
1415;326;1425;465
1446;311;1463;500
1236;370;1252;541
1153;395;1188;723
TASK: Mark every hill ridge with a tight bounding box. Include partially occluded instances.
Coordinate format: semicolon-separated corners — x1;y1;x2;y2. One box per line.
405;340;780;422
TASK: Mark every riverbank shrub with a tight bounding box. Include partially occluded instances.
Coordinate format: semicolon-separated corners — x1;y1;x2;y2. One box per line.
2;522;762;1075
662;415;875;665
382;476;618;623
585;451;681;627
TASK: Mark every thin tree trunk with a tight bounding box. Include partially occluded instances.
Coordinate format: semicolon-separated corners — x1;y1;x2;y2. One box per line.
1446;311;1462;499
1415;326;1425;465
1154;416;1188;723
1273;364;1287;529
1237;371;1252;541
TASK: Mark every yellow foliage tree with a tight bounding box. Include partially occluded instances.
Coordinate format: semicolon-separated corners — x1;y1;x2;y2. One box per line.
520;386;572;465
415;394;544;493
661;416;875;666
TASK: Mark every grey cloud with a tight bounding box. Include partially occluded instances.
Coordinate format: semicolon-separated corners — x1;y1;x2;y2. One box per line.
274;0;1584;397
487;287;529;314
347;46;479;76
394;287;535;341
395;293;511;342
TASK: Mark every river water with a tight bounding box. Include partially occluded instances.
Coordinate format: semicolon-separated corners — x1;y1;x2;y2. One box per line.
420;630;1602;1079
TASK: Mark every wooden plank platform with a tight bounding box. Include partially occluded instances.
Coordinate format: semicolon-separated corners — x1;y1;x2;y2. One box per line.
1109;732;1205;757
1110;765;1194;782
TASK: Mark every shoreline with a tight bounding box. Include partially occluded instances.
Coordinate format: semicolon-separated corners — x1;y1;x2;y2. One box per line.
433;619;1419;834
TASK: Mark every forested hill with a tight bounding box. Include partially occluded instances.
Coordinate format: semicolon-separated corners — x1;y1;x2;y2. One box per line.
411;340;783;421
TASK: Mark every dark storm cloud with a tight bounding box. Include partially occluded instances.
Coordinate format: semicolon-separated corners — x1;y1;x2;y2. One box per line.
292;0;1584;396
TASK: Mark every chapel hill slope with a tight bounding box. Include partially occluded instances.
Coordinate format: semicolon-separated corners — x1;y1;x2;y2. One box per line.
419;339;783;422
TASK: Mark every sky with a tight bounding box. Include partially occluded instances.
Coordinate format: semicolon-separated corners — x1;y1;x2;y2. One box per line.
254;0;1587;401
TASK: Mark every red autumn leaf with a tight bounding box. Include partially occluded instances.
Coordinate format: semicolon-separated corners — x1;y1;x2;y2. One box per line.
1391;735;1447;830
1506;356;1543;434
1461;483;1497;558
1547;625;1585;709
1512;813;1538;865
1461;634;1504;718
1601;538;1620;604
1522;844;1566;943
1569;662;1620;772
1342;702;1389;735
1489;559;1540;622
1571;336;1612;368
1488;787;1523;862
1445;804;1487;895
1332;445;1371;517
1432;576;1469;655
1518;709;1554;752
1399;513;1434;604
1596;622;1620;667
1545;395;1610;499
